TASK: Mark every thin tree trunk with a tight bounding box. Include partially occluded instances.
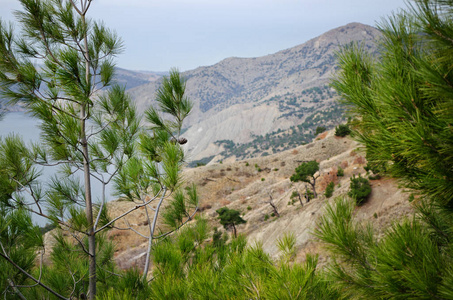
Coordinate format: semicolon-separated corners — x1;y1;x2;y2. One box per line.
142;188;167;279
81;11;96;299
311;179;317;198
267;192;280;217
81;108;96;299
270;202;280;217
297;190;303;206
232;224;237;238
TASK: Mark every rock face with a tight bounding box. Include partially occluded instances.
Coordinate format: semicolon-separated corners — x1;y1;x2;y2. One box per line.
127;22;381;162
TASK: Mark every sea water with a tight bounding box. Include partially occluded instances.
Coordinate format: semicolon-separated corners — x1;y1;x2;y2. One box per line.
0;112;115;226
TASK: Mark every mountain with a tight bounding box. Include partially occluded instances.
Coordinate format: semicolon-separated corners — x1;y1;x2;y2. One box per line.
127;22;381;163
0;68;164;112
113;68;165;90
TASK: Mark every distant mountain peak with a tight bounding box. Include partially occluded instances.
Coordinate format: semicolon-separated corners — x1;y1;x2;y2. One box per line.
126;23;381;163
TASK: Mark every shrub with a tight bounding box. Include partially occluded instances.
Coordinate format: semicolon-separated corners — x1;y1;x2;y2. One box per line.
247;206;252;211
305;189;314;201
315;126;327;135
408;194;415;202
335;124;351;137
348;175;371;205
337;167;344;177
324;182;335;198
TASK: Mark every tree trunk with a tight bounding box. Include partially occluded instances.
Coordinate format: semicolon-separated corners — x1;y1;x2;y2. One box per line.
81;109;96;299
269;202;280;217
311;179;317;198
232;224;237;238
142;188;167;279
81;11;96;299
297;190;303;206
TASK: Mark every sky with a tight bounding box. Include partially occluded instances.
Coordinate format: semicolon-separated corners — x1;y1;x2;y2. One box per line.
1;0;407;72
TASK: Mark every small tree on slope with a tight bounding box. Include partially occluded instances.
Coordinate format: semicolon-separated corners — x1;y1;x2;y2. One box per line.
216;207;246;238
290;160;320;199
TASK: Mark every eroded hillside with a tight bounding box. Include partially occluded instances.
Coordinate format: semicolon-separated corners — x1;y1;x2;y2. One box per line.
127;23;382;162
62;131;414;270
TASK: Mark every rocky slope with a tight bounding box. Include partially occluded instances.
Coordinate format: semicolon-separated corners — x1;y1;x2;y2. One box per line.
127;22;381;163
92;130;413;270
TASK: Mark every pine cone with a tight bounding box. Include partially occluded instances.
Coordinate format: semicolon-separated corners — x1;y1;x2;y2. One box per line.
178;137;188;145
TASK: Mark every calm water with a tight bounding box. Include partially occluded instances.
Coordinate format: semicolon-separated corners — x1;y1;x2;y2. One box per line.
0;111;42;142
0;112;115;226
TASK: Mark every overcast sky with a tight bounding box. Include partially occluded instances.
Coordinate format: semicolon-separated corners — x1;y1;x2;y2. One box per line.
1;0;408;72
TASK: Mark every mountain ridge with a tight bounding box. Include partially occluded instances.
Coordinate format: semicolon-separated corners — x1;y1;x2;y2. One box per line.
127;22;381;163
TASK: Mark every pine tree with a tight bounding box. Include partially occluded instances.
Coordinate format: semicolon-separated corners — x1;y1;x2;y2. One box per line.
316;0;453;298
290;160;320;198
0;1;196;298
216;207;246;238
331;0;453;207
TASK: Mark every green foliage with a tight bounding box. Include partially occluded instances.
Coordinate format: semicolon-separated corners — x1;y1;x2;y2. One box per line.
324;181;335;198
305;189;314;201
276;232;296;262
334;124;351;137
348;175;371;205
315;126;327;135
337;166;344;177
146;69;193;136
290;160;320;198
140;219;340;299
290;161;319;184
315;197;453;299
364;160;387;177
0;1;195;298
332;0;453;207
216;207;246;238
320;1;453;299
0;207;42;296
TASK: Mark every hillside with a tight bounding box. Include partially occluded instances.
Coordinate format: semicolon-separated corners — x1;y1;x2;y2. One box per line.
127;22;381;163
114;68;165;90
0;68;164;112
66;130;413;270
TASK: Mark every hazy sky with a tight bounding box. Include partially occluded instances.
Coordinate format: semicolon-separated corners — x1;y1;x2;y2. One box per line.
1;0;407;72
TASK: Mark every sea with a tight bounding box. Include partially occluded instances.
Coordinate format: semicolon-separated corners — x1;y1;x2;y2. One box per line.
0;112;115;226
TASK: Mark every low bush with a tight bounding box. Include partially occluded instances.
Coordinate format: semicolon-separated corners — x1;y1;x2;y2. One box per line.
335;124;351;137
348;175;371;205
324;182;335;198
